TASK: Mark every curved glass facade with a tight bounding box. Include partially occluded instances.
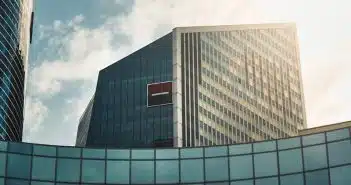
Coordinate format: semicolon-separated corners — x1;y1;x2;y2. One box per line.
1;127;350;184
0;0;33;141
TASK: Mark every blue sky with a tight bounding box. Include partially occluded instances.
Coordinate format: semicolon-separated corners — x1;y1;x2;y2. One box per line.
23;0;351;146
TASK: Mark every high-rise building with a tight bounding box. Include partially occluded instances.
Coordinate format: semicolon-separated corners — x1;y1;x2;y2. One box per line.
0;0;34;141
76;23;307;148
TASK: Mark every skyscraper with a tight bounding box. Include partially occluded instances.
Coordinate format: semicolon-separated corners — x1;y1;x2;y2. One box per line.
76;23;307;148
0;0;34;141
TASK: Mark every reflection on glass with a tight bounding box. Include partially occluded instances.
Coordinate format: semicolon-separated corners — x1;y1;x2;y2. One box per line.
0;142;7;151
328;140;351;166
303;144;327;170
326;128;350;141
278;137;300;150
0;153;5;176
57;147;80;158
255;177;278;185
254;152;278;177
278;148;303;174
33;145;56;156
132;149;154;159
56;158;81;182
107;149;130;159
330;165;351;185
254;141;276;153
156;149;179;159
156;160;179;183
106;161;129;184
5;179;29;185
231;180;254;185
180;147;203;158
7;154;31;179
205;157;229;181
31;157;56;181
305;169;329;185
229;143;252;155
82;160;105;183
31;182;54;185
83;148;105;159
302;133;325;146
181;159;204;183
131;161;154;184
8;142;32;154
205;146;228;157
280;173;304;185
230;155;253;180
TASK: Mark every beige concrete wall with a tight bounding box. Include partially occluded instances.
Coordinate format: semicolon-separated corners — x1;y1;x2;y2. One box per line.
299;121;351;135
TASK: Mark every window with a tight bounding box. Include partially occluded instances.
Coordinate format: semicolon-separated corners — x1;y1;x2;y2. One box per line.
106;160;129;183
107;149;130;159
278;148;303;174
33;145;56;156
156;160;179;184
302;133;325;146
205;157;229;181
31;157;56;181
57;147;80;158
254;152;278;177
327;128;350;141
205;146;228;157
156;149;179;159
0;153;5;176
132;149;154;159
180;159;204;183
230;155;253;180
278;137;300;150
180;148;203;158
8;142;32;154
280;173;304;185
229;143;252;155
82;159;105;183
231;180;253;185
330;165;351;185
7;154;31;179
56;158;81;182
328;140;351;166
131;161;154;184
255;177;278;185
303;144;327;170
305;169;329;185
82;148;105;159
254;140;276;152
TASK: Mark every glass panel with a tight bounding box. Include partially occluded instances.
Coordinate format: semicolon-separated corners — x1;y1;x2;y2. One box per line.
180;159;204;183
7;154;31;178
32;157;56;181
205;146;228;157
205;157;229;181
131;149;154;159
206;183;230;185
254;152;278;177
254;140;276;153
107;149;130;159
156;160;179;183
56;158;81;182
327;128;350;142
280;173;304;185
328;140;351;166
31;182;54;185
303;144;327;170
57;147;80;158
229;143;252;155
82;148;105;159
230;155;253;180
180;147;203;158
278;148;303;174
82;159;105;183
302;133;325;146
330;165;351;185
231;180;253;185
278;137;300;150
305;169;329;185
5;179;29;185
255;177;278;185
106;160;129;184
0;153;5;176
8;142;32;154
156;149;179;159
33;145;56;156
0;142;6;151
131;161;154;184
0;178;3;185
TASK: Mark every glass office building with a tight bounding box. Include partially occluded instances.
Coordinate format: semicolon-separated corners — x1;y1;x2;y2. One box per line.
2;126;351;184
0;0;34;141
77;23;307;148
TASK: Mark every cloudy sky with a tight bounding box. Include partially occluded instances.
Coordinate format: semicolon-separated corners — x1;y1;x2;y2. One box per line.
23;0;351;146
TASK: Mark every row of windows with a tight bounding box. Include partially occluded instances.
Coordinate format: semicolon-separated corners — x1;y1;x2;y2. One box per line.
0;139;349;184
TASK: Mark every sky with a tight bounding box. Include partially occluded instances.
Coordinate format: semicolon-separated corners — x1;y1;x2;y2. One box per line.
23;0;351;146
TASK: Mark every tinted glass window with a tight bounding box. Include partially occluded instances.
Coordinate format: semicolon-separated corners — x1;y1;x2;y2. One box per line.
131;149;154;159
302;133;325;146
229;143;252;155
303;144;327;170
57;147;80;158
255;177;278;185
131;161;154;184
82;148;105;159
327;128;350;141
328;140;351;166
230;155;253;180
156;149;179;159
278;137;300;150
107;149;130;159
278;148;303;174
205;146;228;157
0;153;5;176
280;173;304;185
180;159;204;183
205;157;229;181
82;159;105;183
106;160;129;184
33;145;56;156
31;157;56;181
8;142;32;154
254;152;278;177
254;141;276;153
305;169;329;185
230;180;253;185
330;165;351;185
180;148;203;158
56;158;81;182
31;182;54;185
7;154;31;178
0;142;7;151
156;160;179;183
5;179;29;185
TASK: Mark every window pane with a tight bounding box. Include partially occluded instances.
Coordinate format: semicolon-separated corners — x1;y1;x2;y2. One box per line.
254;141;276;153
7;154;31;178
255;177;278;185
33;145;56;156
0;153;5;176
82;160;105;183
278;148;303;174
180;148;203;158
327;128;350;142
83;148;105;159
32;157;56;181
302;133;325;146
205;157;229;181
230;155;253;180
254;152;278;177
231;180;253;185
205;146;228;157
57;147;80;158
0;178;3;185
106;160;129;184
278;137;300;150
0;142;6;152
156;149;179;159
56;158;81;182
328;140;351;166
305;169;329;185
280;173;304;185
156;160;179;183
107;149;130;159
131;161;154;184
229;143;252;155
330;165;351;185
8;142;32;154
180;159;204;183
131;149;154;159
5;179;29;185
303;144;327;170
31;182;54;185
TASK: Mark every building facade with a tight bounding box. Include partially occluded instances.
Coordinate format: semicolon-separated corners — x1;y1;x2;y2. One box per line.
0;0;34;141
77;23;307;148
2;125;351;185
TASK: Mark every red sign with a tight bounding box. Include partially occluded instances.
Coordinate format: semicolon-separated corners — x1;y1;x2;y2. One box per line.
147;82;172;107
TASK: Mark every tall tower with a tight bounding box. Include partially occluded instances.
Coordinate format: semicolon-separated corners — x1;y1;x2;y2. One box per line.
0;0;34;141
77;23;307;148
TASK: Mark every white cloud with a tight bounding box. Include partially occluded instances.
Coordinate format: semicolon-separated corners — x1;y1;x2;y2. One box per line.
23;97;48;136
25;0;351;145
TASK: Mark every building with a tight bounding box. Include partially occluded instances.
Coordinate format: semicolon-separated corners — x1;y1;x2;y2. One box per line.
299;120;351;136
0;0;34;141
76;23;307;148
1;123;351;184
